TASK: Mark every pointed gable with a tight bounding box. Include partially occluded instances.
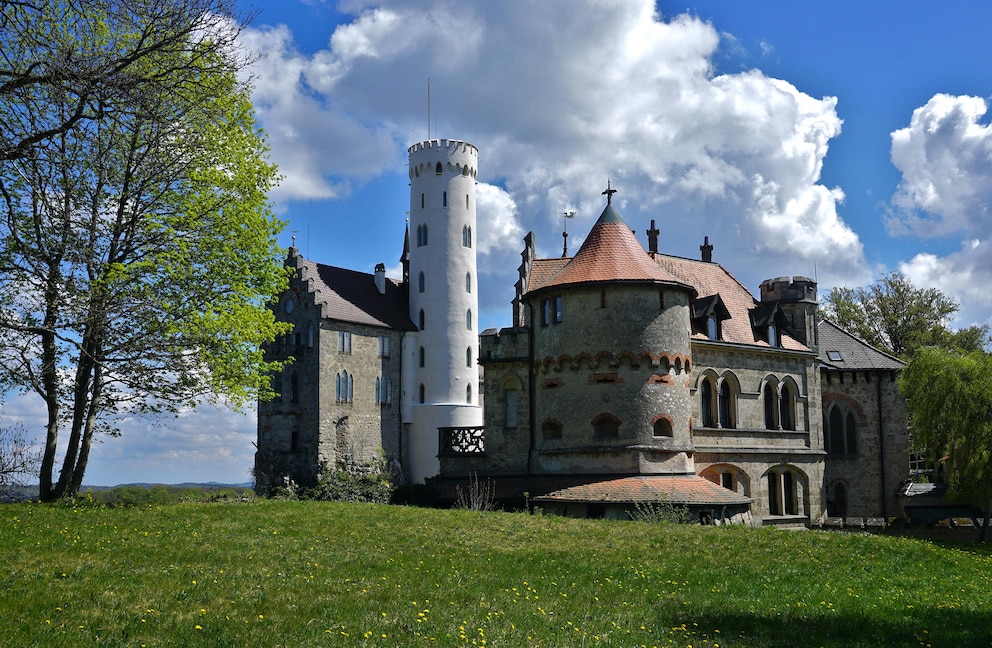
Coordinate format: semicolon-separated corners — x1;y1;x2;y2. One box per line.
539;204;694;294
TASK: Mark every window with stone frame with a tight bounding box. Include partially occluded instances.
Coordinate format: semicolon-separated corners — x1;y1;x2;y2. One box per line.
767;467;800;516
763;382;778;429
699;377;717;427
338;331;351;353
825;403;858;457
718;379;736;429
779;382;796;431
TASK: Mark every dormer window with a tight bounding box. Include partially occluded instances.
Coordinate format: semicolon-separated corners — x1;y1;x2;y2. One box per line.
768;324;778;347
707;316;719;341
691;294;730;341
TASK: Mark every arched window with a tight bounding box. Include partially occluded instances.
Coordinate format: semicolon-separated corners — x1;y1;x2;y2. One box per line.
826;404;858;457
763;383;778;429
418;383;425;404
718;380;735;429
828;481;848;517
700;378;716;428
418;309;425;330
466;309;472;330
767;467;800;516
466;194;469;209
419;346;425;368
466;346;472;367
435;161;442;175
652;415;674;437
780;383;795;431
462;225;472;248
418;271;425;293
465;272;471;293
592;413;620;437
466;383;472;404
542;419;562;440
335;373;342;402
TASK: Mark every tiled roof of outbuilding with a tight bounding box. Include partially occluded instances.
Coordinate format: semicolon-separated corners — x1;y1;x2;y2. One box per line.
537;204;694;294
532;475;751;505
291;250;416;331
817;318;905;371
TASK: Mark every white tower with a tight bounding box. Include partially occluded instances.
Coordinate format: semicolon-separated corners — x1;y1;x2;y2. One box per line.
402;139;484;482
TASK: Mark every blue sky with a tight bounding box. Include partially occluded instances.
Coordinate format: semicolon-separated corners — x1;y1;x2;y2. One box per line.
8;1;992;486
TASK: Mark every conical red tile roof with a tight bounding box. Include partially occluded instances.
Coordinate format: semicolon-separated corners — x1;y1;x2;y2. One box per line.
541;204;693;294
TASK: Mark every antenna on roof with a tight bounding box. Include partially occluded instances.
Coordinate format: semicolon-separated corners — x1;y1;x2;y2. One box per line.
560;210;575;257
427;78;431;140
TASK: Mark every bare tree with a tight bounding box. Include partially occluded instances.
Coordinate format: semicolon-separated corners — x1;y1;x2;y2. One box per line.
0;417;40;499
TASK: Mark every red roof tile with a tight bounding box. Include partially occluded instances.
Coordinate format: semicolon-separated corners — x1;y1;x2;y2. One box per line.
538;205;693;293
533;475;751;505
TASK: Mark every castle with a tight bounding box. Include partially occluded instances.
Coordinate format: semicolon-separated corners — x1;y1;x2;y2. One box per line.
255;138;910;526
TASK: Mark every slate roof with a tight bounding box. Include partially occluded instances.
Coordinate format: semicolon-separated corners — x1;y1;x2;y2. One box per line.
532;475;752;506
291;251;416;331
817;318;904;371
535;204;694;294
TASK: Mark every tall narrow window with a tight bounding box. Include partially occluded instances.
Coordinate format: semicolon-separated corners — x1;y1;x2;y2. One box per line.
419;309;425;330
435;161;442;174
341;370;349;403
554;295;563;323
541;299;550;326
290;371;299;404
466;346;472;367
335;373;342;402
375;377;381;404
443;191;447;207
421;193;425;209
707;316;719;340
700;378;715;428
466;272;471;293
466;384;472;404
378;336;390;357
466;309;472;330
385;378;392;405
418;271;425;293
419;383;425;403
845;411;857;455
466;194;469;209
718;380;734;428
780;383;795;431
348;373;354;402
419;346;425;368
768;324;778;347
763;383;777;429
505;389;519;429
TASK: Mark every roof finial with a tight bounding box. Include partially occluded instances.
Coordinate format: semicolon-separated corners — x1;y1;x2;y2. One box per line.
602;179;617;205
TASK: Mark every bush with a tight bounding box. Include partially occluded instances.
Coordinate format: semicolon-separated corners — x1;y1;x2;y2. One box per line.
300;459;395;503
629;497;694;524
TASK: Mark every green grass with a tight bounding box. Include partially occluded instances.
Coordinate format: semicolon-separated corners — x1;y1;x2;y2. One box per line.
2;500;990;647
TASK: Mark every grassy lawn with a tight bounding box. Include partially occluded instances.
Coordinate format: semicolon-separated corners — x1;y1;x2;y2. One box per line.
2;499;990;647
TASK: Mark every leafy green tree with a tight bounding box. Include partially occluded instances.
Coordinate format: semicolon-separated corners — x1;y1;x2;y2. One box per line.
0;0;290;501
822;271;989;358
899;348;992;541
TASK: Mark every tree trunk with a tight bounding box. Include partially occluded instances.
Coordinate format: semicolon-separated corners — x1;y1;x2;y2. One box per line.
981;497;992;543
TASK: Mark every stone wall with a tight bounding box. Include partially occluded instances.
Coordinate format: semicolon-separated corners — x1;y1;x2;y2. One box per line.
822;369;908;519
691;343;824;523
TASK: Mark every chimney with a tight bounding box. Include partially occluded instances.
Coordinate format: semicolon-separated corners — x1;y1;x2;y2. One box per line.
646;220;660;254
700;236;713;263
374;263;386;294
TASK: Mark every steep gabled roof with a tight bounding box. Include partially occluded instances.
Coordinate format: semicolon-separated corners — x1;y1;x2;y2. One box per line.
656;254;808;351
536;204;694;294
291;251;416;331
817;318;905;371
